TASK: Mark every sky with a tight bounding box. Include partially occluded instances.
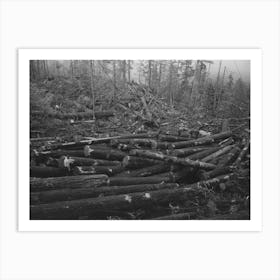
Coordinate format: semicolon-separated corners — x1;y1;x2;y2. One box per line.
208;60;250;83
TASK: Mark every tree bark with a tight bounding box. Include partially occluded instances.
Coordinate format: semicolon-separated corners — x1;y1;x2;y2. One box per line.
117;163;170;177
170;147;208;158
200;145;234;162
233;141;250;167
30;182;206;219
30;174;109;192
130;149;216;170
58;156;121;168
122;155;162;169
73;165;125;176
84;146;127;161
30;183;179;204
170;131;232;149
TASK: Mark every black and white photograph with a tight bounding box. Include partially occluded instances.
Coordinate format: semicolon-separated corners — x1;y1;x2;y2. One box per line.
28;57;251;221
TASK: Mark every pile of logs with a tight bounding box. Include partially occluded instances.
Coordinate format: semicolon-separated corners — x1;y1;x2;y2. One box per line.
30;129;250;220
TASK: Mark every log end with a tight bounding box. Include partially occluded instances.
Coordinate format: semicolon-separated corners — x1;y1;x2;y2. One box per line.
84;145;93;157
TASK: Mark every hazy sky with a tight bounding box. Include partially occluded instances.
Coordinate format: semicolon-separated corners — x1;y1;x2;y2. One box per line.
208;60;250;83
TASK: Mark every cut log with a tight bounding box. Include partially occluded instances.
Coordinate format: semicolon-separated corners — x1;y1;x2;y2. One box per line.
130;149;216;170
217;146;241;166
158;135;190;142
30;174;109;192
30;183;179;204
32;149;86;165
171;131;232;149
30;137;57;142
200;145;234;162
151;141;170;150
153;212;197;220
84;145;127;161
188;147;221;160
117;163;170;177
111;138;158;148
30;182;207;219
170;147;208;158
234;141;250;167
204;166;234;179
122;155;162;169
72;165;124;176
107;175;171;186
30;166;70;178
58;156;121;168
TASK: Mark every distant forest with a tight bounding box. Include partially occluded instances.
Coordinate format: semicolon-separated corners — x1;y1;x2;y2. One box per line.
30;60;250;120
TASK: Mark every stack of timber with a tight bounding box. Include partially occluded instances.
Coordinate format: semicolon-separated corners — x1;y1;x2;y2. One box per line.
30;129;250;220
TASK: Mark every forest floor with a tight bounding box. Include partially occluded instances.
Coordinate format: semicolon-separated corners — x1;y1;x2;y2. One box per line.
30;79;250;220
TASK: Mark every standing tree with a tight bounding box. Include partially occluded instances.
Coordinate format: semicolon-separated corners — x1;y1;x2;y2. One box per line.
89;60;96;126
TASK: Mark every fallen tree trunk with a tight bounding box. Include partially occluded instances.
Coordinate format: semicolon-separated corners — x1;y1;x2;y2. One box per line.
203;166;234;180
31;183;179;204
32;149;86;164
73;165;125;176
200;145;234;162
58;156;121;168
170;131;232;149
122;155;162;169
234;141;250;167
30;166;70;178
130;149;216;170
30;174;109;192
153;212;198;220
107;175;171;186
217;146;241;166
116;163;170;177
111;138;158;148
170;147;208;158
158;135;190;142
30;182;208;219
188;147;221;160
84;146;127;161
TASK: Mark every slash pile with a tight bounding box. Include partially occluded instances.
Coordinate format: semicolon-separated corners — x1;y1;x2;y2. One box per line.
30;129;250;220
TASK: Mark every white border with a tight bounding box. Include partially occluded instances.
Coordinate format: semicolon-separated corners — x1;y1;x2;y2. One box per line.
18;49;262;232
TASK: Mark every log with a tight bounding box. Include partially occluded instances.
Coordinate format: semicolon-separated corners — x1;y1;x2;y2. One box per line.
84;145;127;161
116;163;170;177
158;135;190;142
107;176;171;186
217;146;241;166
111;138;158;148
30;182;207;219
130;149;216;171
30;183;179;204
30;137;57;142
30;166;70;178
188;147;221;160
234;141;250;167
204;166;234;179
170;147;208;158
153;212;197;220
122;155;162;169
170;131;232;149
32;149;86;164
200;145;234;162
58;156;121;168
30;175;109;192
73;165;125;176
151;141;170;150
